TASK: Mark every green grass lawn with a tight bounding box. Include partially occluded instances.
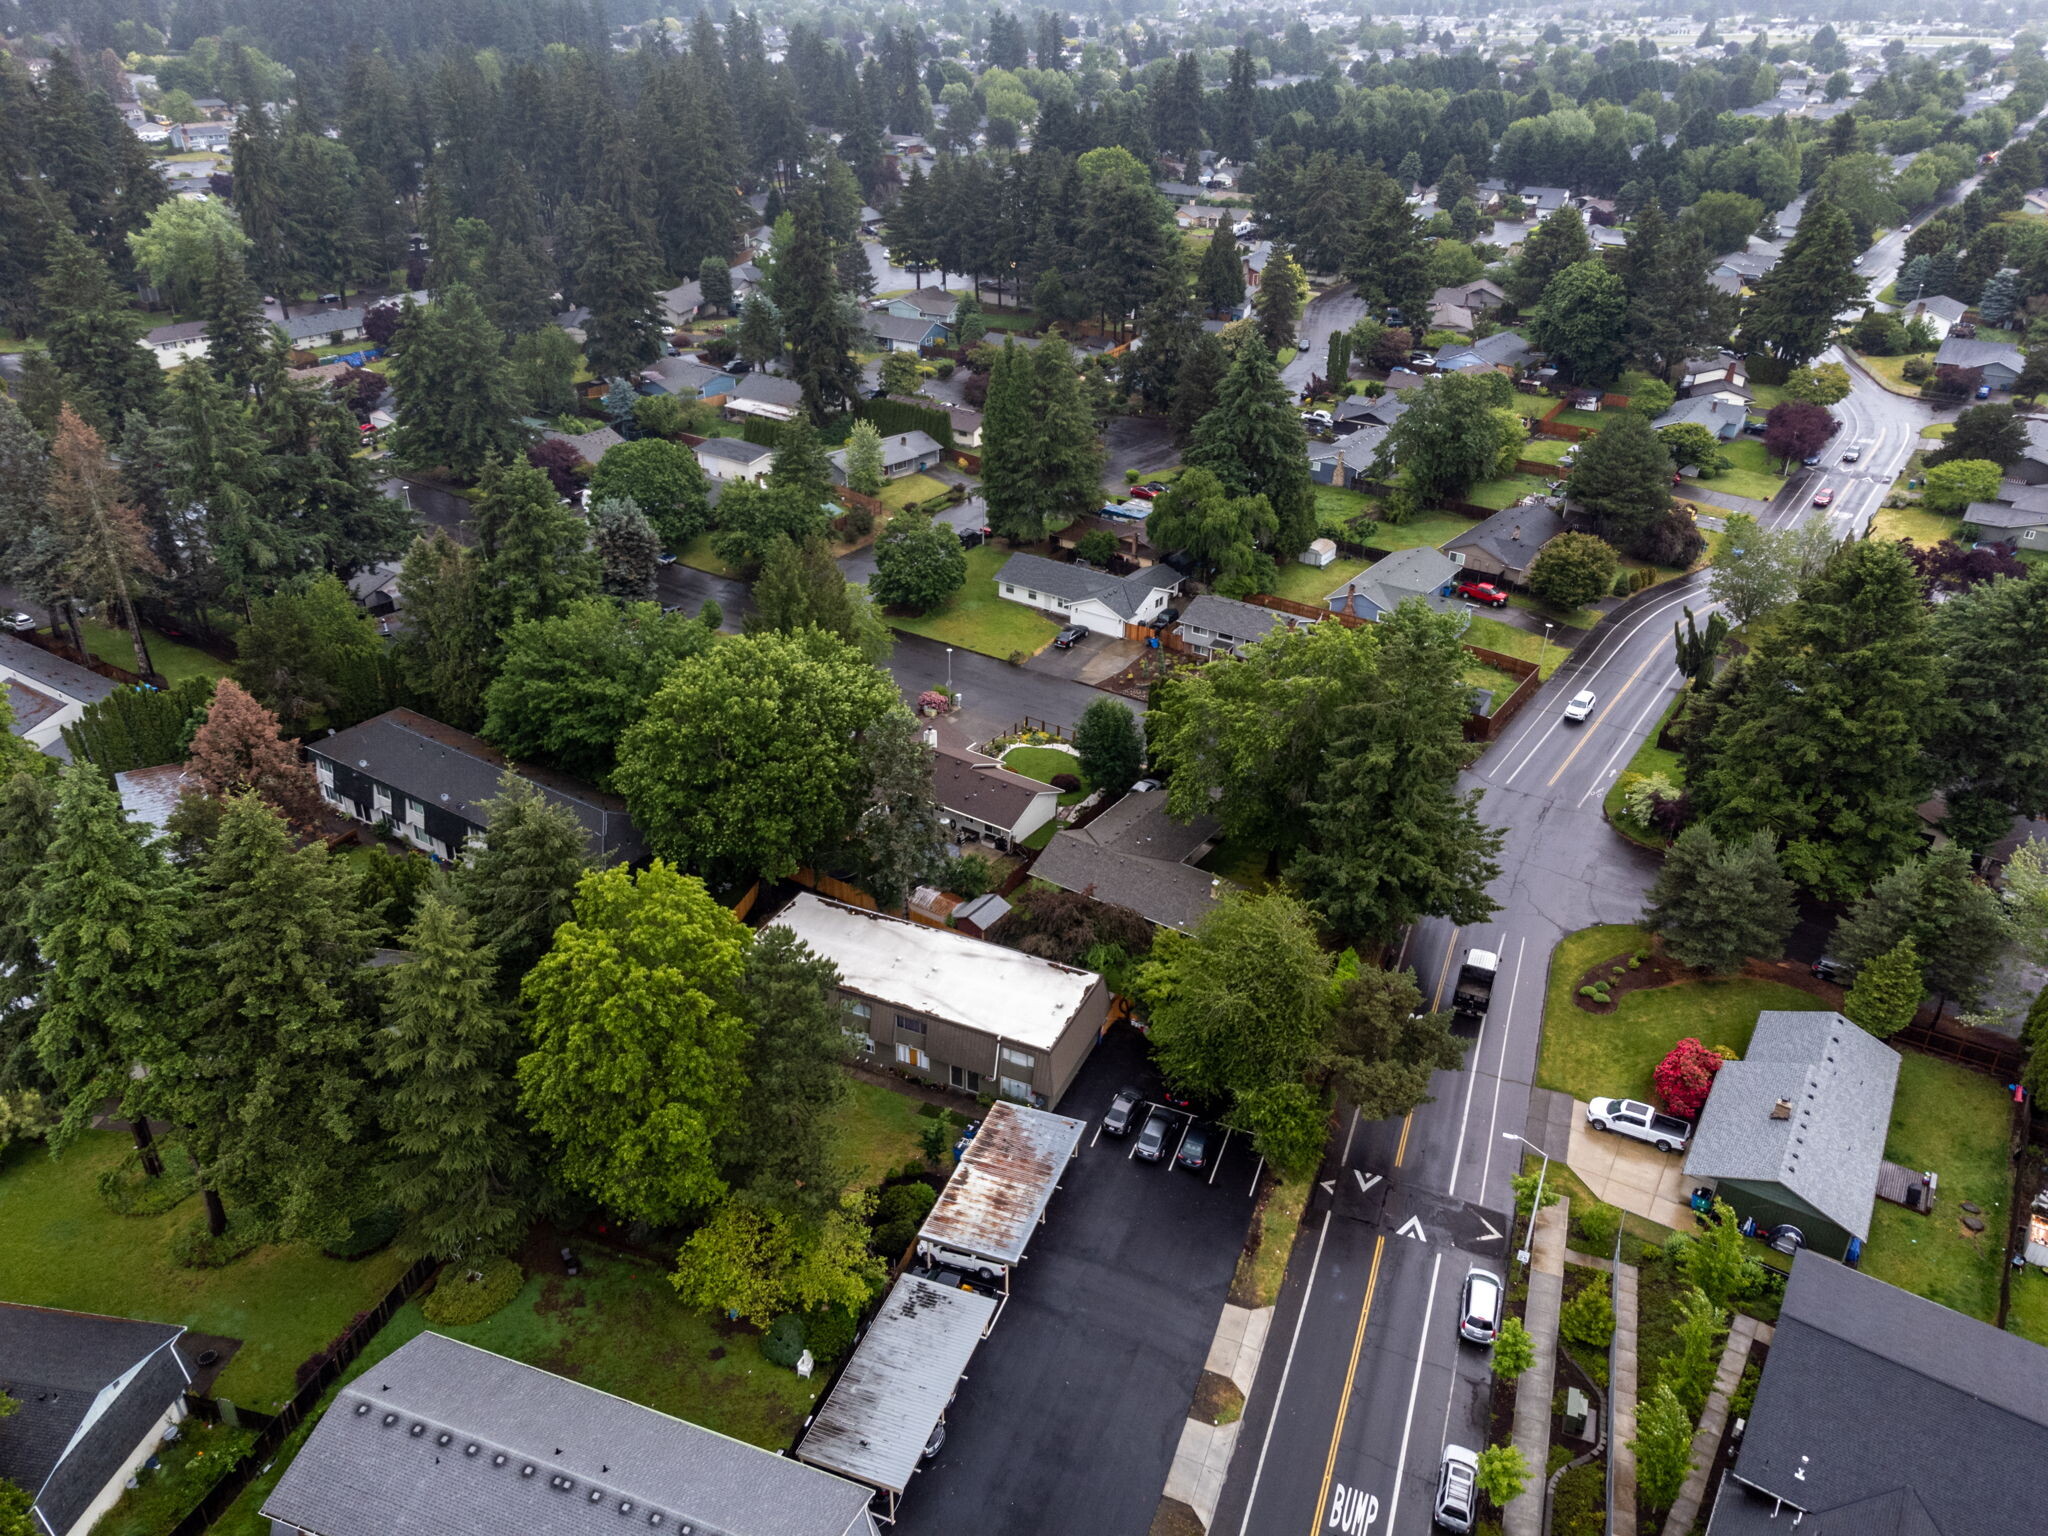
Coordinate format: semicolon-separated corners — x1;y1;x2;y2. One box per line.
1366;510;1479;552
1860;1054;2013;1324
1464;659;1522;705
1275;347;1298;368
1506;592;1602;630
831;1077;935;1187
674;531;744;579
1464;612;1566;679
1520;436;1575;466
886;542;1060;658
1702;436;1788;502
1746;382;1791;411
1535;925;1818;1106
1312;482;1376;530
0;1132;413;1409
1856;350;1933;395
1197;838;1280;894
1553;407;1611;430
878;472;951;509
1601;696;1684;846
2010;1266;2048;1346
75;619;230;686
1463;473;1552;511
1921;421;1956;439
999;743;1091;804
1262;553;1369;604
1871;502;1961;548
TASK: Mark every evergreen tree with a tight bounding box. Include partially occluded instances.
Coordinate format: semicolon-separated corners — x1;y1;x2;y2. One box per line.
1841;936;1923;1039
1171;332;1227;446
1740;201;1868;366
378;895;532;1260
1075;697;1144;796
1348;169;1431;321
578;204;666;380
780;191;861;422
721;925;851;1206
0;768;56;1089
767;415;837;507
748;534;860;637
199;236;276;395
1197;232;1247;315
451;772;590;985
980;338;1102;542
1507;205;1593;311
588;496;661;602
476;458;599;630
1253;249;1308;356
842;419;885;496
1979;268;2021;329
385;285;522;480
1645;824;1800;974
1895;254;1931;304
847;706;948;910
392;531;494;730
37;224;160;429
1926;571;2048;832
1566;407;1673;552
1829;846;2007;1007
1186;344;1315;558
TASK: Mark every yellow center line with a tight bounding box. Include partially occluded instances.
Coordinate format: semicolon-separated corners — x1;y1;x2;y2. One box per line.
1310;1233;1388;1536
1394;1113;1413;1167
1545;643;1663;788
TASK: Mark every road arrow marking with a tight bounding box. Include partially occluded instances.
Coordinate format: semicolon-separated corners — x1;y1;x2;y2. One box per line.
1396;1215;1428;1242
1473;1214;1504;1243
1353;1169;1381;1193
1319;1179;1335;1195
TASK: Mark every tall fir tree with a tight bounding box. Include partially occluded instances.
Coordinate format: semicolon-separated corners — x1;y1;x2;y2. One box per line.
0;767;56;1090
578;203;666;380
1347;170;1432;321
780;190;861;422
1644;824;1800;973
1739;200;1868;366
385;285;522;480
450;772;590;984
1186;344;1315;558
36;224;161;429
1197;231;1247;316
475;457;599;631
199;235;276;396
391;531;494;730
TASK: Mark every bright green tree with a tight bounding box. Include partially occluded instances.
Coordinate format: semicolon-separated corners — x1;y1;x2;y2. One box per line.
1491;1316;1536;1382
1528;259;1629;384
1075;697;1144;795
843;418;886;496
449;772;589;985
1645;825;1799;973
588;437;712;553
1783;362;1852;406
1632;1383;1695;1511
377;895;532;1260
1667;1286;1728;1417
1185;342;1314;558
869;513;967;612
1528;531;1621;611
1674;1199;1756;1309
518;862;751;1225
1142;467;1278;590
1841;936;1924;1039
127;198;250;313
475;457;600;631
1921;458;2003;514
670;1192;885;1327
1474;1445;1530;1509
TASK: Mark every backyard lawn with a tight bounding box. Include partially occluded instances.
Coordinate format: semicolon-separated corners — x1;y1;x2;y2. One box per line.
1871;501;1961;549
1365;510;1480;552
1464;612;1567;679
886;542;1060;657
1552;406;1610;431
1464;473;1552;511
1700;436;1786;502
1464;659;1523;707
0;1131;413;1410
1860;1054;2014;1325
1263;553;1369;604
1519;436;1574;466
831;1077;936;1187
1312;482;1376;530
2008;1255;2048;1346
1535;925;1817;1106
1855;350;1933;395
878;472;951;510
999;743;1091;804
76;619;230;687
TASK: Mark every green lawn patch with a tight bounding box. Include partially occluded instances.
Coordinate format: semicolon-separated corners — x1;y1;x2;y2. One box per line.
92;1421;259;1536
999;743;1090;803
1262;553;1369;604
1312;482;1376;530
1860;1053;2013;1323
1463;612;1567;679
1233;1176;1309;1307
2008;1260;2048;1347
1464;659;1521;704
1553;407;1611;430
1602;696;1685;847
1020;820;1058;851
978;310;1038;333
1520;436;1575;466
1535;925;1817;1106
0;1132;413;1410
1746;382;1790;411
1275;347;1298;368
1463;473;1552;511
75;619;230;687
878;472;951;510
1505;592;1601;631
1871;502;1960;549
1367;510;1479;551
1700;436;1787;502
674;532;744;579
886;542;1060;658
1856;350;1934;395
832;1077;933;1187
1920;421;1955;439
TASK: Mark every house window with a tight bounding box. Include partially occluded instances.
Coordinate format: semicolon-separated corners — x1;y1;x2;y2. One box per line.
896;1043;930;1071
998;1075;1033;1100
999;1046;1035;1071
896;1013;926;1035
1003;584;1017;595
842;998;871;1020
950;1065;982;1093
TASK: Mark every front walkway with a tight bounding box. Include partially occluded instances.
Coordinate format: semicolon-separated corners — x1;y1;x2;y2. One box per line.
1505;1196;1569;1536
1660;1315;1771;1536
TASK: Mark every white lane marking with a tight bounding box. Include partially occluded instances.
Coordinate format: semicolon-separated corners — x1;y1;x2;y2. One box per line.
1381;1250;1446;1536
1577;677;1683;809
1396;1215;1428;1242
1476;937;1529;1201
1235;1208;1334;1536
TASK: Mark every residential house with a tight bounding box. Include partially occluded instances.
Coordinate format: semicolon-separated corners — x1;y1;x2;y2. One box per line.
874;288;961;322
1334;394;1410;433
692;435;777;482
1519;185;1574;214
1308;427;1387;487
1174;593;1311;657
261;1332;879;1536
1935;335;2024;390
864;312;949;353
1443;500;1569;586
540;424;624;467
995;551;1182;636
722;372;805;424
1902;293;1969;340
640;355;737;400
114;763;192;834
0;633;115;751
1049;516;1157;567
143;319;211;368
280;307;367;349
1652;393;1749;440
767;891;1109;1105
1589;225;1629;251
1712;250;1778;287
1677;350;1750;402
1029;790;1237;933
727;262;766;307
1962;496;2048;548
1380;366;1432;392
347;560;405;623
890;397;983;450
1439;330;1535;374
829;430;943;483
932;748;1059;851
1684;1010;1899;1260
1326;547;1466;622
1704;1252;2048;1536
1176;202;1226;229
1429;278;1507;333
2010;418;2048;483
0;1303;194;1536
308;708;645;865
167;120;230;151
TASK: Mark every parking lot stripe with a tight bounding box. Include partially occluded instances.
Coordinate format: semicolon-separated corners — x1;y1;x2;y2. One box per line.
1090;1121;1103;1149
1208;1129;1231;1186
1247;1155;1264;1197
1309;1233;1388;1536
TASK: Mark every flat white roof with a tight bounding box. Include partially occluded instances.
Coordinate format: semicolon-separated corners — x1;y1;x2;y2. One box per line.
766;893;1099;1054
917;1101;1086;1266
796;1276;997;1496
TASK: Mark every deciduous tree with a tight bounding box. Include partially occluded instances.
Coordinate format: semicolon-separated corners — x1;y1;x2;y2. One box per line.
842;418;886;496
1379;371;1518;505
1075;698;1144;795
670;1192;884;1327
869;513;967;612
1921;457;2003;514
845;706;948;910
1528;259;1628;384
183;677;322;826
588;437;712;553
1528;531;1620;611
1313;959;1467;1120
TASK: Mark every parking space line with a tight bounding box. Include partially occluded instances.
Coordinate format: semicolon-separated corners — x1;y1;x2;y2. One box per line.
1247;1156;1264;1197
1171;1116;1192;1165
1208;1129;1232;1186
1089;1121;1103;1149
1308;1234;1388;1536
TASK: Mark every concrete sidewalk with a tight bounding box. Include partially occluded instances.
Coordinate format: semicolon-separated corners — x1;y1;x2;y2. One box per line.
1505;1196;1569;1536
1609;1260;1641;1533
1164;1302;1273;1529
1660;1314;1769;1536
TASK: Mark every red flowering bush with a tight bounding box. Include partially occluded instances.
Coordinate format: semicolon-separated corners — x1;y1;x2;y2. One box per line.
1653;1037;1728;1118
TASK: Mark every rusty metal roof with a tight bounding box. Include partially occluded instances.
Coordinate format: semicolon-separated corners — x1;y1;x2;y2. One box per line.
916;1101;1085;1266
795;1276;996;1496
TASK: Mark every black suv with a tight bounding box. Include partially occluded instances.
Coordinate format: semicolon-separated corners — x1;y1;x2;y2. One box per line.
1103;1087;1143;1136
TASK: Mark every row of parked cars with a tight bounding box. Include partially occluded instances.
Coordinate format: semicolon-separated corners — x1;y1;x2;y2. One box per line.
1101;1086;1214;1171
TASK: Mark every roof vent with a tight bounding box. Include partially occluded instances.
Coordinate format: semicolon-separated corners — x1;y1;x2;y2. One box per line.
620;1502;633;1515
521;1465;536;1478
1770;1098;1793;1120
383;1413;399;1427
589;1490;605;1503
464;1444;479;1457
410;1423;426;1437
437;1433;452;1446
493;1454;507;1467
354;1404;370;1416
649;1517;663;1528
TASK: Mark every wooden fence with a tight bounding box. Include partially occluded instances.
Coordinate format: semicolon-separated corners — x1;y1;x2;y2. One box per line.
169;1256;437;1536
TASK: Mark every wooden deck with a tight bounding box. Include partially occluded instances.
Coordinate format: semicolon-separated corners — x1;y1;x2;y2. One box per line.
1876;1158;1936;1211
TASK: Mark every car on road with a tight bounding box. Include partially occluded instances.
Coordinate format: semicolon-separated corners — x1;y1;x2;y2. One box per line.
1134;1110;1173;1162
1812;955;1856;985
1842;443;1864;462
1434;1444;1481;1531
1130;485;1160;499
1451;577;1509;607
2;612;34;633
1802;452;1823;467
1175;1124;1212;1172
1812;487;1836;507
1586;1097;1692;1153
655;551;679;565
1130;777;1162;792
1562;689;1597;723
1103;1087;1143;1136
1458;1268;1504;1345
1052;625;1089;649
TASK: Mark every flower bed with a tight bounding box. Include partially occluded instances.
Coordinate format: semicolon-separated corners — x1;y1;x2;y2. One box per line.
1573;946;1688;1013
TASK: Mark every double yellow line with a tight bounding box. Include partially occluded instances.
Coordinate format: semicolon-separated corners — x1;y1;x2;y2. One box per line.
1310;1233;1386;1533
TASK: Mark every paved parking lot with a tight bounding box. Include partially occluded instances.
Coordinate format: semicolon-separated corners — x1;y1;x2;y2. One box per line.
893;1025;1256;1536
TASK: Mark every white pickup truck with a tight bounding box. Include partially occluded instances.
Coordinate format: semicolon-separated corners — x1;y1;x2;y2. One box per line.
1586;1098;1692;1153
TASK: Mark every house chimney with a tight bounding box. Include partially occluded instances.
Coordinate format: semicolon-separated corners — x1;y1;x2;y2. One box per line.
1770;1098;1793;1120
1511;524;1521;539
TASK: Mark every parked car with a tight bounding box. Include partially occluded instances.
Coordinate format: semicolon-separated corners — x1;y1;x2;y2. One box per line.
1434;1445;1481;1531
1812;487;1836;507
1175;1124;1212;1172
1135;1110;1173;1162
1301;409;1334;427
1052;625;1089;649
1802;452;1823;467
2;612;34;633
1130;485;1160;499
1103;1087;1143;1136
1409;351;1437;369
1141;481;1170;495
1562;689;1597;723
1586;1097;1692;1153
1811;955;1856;985
656;551;679;565
1151;606;1181;629
1977;384;1994;399
1451;577;1509;607
1130;777;1162;792
922;1422;946;1460
1458;1268;1504;1345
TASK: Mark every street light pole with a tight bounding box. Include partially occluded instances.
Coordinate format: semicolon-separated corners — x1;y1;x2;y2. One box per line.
1539;621;1553;670
1501;1131;1552;1270
946;646;954;693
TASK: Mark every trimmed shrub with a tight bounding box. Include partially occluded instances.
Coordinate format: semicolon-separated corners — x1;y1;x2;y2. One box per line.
1049;772;1082;791
421;1257;524;1326
171;1211;266;1269
1559;1283;1615;1350
804;1304;861;1363
760;1313;807;1368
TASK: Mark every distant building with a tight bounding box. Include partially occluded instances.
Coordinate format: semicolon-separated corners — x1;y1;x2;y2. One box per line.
0;633;116;751
995;551;1182;637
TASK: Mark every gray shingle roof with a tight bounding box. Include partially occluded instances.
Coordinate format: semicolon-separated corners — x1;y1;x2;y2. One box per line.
1335;394;1409;428
1465;330;1533;368
1963;500;2048;530
280;306;366;341
262;1332;876;1536
996;552;1180;621
1177;593;1296;647
865;313;945;346
886;287;960;317
0;633;119;709
1935;335;2024;373
931;749;1056;831
694;435;775;465
1028;791;1229;931
1444;501;1568;574
542;425;624;463
733;373;804;408
1326;547;1462;620
1708;1254;2048;1536
0;1303;189;1536
1684;1011;1898;1240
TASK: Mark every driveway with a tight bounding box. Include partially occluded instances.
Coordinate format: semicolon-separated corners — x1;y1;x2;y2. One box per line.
1567;1101;1696;1230
1024;632;1145;686
1100;414;1179;489
893;1024;1256;1536
1282;282;1365;394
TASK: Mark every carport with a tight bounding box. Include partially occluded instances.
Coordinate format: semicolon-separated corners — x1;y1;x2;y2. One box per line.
914;1100;1086;1325
796;1275;998;1525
